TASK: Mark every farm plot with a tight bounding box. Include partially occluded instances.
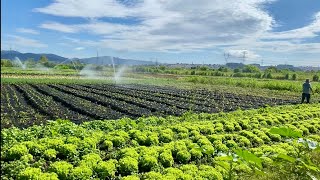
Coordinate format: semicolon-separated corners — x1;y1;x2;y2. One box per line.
1;84;297;128
1;104;319;179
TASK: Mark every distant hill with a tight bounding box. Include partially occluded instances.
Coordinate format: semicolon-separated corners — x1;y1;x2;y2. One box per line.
80;56;157;65
1;50;68;62
1;50;156;65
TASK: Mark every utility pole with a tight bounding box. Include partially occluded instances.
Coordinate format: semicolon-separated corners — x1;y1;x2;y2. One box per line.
242;51;247;64
224;52;230;64
10;45;12;60
96;50;100;65
261;59;264;66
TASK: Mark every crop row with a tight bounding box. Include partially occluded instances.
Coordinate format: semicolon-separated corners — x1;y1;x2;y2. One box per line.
0;85;46;128
0;83;302;128
32;84;125;120
1;104;319;179
14;84;90;123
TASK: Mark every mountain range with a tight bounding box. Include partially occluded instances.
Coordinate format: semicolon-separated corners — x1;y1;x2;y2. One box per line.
1;50;156;65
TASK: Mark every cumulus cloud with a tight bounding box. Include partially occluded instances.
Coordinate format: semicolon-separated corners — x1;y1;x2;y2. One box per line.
263;11;320;40
36;0;275;51
16;28;39;34
34;0;320;65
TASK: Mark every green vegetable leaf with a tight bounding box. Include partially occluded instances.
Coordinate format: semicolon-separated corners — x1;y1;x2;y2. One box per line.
269;127;302;138
235;149;262;169
301;162;320;172
215;161;230;171
277;154;295;163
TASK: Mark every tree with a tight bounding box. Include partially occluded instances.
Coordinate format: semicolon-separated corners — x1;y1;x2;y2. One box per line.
39;55;49;66
292;74;297;80
25;58;36;68
242;65;260;73
218;66;229;72
234;68;241;73
265;66;278;73
1;59;13;67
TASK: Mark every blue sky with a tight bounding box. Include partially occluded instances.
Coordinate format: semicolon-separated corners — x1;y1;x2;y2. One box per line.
1;0;320;66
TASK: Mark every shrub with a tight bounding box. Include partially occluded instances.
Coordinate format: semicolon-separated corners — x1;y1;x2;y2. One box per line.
313;74;319;81
159;151;174;167
118;157;139;176
49;161;73;180
139;155;158;172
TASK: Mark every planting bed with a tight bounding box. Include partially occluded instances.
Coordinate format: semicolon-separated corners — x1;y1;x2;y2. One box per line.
1;104;319;179
1;84;297;128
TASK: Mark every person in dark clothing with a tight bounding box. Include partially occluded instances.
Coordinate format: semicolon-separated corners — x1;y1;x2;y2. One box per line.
301;79;313;103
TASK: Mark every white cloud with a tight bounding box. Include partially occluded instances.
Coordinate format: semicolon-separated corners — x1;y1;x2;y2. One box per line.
263;11;320;40
40;22;78;33
34;0;320;65
36;0;275;51
74;47;85;50
6;35;47;48
16;28;39;34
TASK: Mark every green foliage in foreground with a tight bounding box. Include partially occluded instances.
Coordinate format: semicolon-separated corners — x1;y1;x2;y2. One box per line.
1;104;320;179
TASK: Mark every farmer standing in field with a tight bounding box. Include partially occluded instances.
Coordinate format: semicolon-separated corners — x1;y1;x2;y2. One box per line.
301;79;313;103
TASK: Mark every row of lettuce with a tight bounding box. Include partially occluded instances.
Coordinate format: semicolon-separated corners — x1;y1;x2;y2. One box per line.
1;104;320;179
1;83;295;128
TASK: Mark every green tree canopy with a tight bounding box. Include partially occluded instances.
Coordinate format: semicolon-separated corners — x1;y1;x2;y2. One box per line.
39;55;49;64
242;65;261;73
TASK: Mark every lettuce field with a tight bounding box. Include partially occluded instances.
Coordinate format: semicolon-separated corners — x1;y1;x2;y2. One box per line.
1;84;296;128
1;103;320;179
1;80;319;180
